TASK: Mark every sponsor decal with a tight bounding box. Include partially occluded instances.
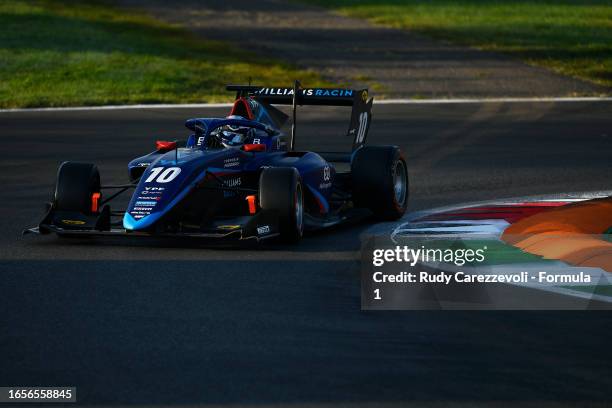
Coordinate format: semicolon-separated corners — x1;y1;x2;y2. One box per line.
311;88;353;97
323;165;331;181
137;162;150;167
257;225;271;235
319;182;332;189
136;201;157;206
130;203;154;218
224;157;240;168
61;219;86;225
258;88;294;96
143;187;164;196
223;177;241;188
256;88;354;98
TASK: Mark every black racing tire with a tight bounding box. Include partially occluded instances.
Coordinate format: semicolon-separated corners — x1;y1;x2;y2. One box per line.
54;162;101;214
351;145;409;220
259;167;304;243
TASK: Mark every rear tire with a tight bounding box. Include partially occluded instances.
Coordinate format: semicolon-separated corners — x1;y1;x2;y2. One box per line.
54;162;101;214
259;167;304;243
351;145;408;220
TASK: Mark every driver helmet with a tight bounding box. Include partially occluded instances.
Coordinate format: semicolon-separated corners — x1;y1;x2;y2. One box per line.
219;115;252;147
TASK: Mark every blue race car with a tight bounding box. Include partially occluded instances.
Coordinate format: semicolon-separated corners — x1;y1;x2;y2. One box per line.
25;81;408;243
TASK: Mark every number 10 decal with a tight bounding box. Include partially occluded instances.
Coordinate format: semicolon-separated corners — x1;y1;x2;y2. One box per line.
145;167;181;183
355;112;368;145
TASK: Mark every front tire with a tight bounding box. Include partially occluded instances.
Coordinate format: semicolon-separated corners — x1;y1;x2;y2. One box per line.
351;145;408;220
54;161;101;214
259;167;304;243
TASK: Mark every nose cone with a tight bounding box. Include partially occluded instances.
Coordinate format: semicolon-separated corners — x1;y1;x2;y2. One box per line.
123;149;200;231
122;148;234;231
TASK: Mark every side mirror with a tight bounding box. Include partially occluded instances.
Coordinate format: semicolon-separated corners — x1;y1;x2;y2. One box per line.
242;144;266;152
156;140;177;152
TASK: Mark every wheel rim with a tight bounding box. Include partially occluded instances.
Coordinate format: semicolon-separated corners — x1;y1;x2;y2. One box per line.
295;183;304;232
393;160;407;205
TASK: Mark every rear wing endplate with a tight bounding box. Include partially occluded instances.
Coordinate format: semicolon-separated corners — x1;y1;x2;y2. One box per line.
226;82;373;151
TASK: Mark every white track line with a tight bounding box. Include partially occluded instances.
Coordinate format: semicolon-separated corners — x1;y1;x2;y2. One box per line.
0;103;233;113
1;97;611;113
377;96;612;104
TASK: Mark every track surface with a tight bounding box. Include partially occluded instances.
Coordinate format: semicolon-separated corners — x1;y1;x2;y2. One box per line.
1;103;611;405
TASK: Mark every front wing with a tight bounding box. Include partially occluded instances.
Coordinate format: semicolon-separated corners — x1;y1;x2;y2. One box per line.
23;205;281;243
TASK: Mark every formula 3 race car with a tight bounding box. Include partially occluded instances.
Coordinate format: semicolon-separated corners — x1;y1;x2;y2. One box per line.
25;81;409;243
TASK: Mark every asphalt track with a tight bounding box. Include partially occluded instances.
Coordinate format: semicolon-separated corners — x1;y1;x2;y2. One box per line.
1;102;611;406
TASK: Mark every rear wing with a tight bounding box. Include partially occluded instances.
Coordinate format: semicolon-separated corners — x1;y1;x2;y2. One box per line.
226;81;373;151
